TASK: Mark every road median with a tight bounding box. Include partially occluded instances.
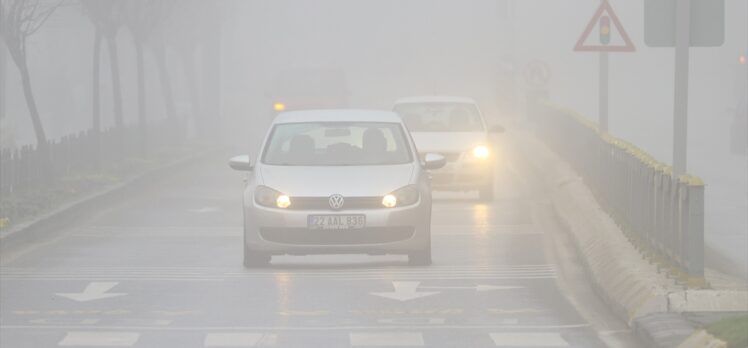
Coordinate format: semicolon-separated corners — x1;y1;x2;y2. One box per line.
511;130;744;348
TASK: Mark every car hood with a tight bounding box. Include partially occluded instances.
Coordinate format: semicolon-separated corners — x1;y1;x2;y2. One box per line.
410;132;487;153
258;163;416;197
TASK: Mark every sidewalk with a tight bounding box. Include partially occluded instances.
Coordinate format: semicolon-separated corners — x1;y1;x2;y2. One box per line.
0;149;214;259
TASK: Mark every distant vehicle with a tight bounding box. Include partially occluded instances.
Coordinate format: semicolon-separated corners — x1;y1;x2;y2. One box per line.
266;68;349;116
229;110;446;267
393;96;503;200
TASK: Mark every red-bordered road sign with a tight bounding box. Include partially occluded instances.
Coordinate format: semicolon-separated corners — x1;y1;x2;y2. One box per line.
574;1;635;52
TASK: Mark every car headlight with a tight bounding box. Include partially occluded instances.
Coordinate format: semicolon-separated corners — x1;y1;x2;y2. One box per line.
382;185;420;208
472;145;489;159
254;186;291;209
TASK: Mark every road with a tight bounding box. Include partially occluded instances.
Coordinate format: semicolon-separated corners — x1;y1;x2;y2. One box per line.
0;145;638;347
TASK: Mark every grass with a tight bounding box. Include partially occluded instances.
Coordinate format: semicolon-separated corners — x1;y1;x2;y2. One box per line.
706;315;748;348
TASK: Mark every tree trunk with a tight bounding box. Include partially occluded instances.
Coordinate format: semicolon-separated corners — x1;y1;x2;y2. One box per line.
92;29;102;169
183;48;200;138
18;60;51;180
201;22;221;141
155;44;176;121
106;35;124;129
134;40;147;157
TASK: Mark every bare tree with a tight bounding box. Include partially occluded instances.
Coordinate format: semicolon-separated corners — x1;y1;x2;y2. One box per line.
80;0;124;167
124;0;173;157
0;0;61;170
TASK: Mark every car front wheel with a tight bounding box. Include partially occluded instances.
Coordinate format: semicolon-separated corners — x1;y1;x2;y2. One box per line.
243;245;270;268
408;224;432;266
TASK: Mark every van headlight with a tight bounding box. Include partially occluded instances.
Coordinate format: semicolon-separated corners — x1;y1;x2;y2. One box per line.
472;145;489;159
382;185;420;208
255;186;291;209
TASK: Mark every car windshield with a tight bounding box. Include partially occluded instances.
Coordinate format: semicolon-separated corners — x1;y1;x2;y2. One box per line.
262;122;413;166
395;102;485;132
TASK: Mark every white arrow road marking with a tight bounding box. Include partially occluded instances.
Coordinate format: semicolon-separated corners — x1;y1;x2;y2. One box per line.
370;282;439;302
56;282;126;302
189;207;219;213
419;285;523;292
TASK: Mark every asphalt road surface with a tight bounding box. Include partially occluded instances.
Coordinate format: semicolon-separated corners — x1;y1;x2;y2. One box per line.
0;145;639;347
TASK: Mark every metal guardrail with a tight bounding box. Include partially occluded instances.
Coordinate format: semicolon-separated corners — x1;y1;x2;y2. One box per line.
533;100;705;285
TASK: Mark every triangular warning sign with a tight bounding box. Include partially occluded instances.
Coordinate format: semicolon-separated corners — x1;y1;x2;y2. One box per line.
574;1;635;52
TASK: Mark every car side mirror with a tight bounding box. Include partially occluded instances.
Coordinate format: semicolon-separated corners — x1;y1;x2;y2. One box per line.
423;153;446;170
489;125;505;133
229;155;253;171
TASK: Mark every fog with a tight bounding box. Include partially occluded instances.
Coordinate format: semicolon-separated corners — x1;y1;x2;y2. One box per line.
1;1;746;347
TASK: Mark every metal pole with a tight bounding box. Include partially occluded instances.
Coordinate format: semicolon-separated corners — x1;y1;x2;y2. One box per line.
673;0;691;178
599;52;609;133
0;39;6;122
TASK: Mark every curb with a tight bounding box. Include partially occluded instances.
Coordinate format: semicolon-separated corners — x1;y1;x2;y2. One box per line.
511;131;742;348
0;150;213;255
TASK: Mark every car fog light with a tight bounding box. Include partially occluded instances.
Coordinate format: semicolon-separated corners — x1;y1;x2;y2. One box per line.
472;145;489;159
276;195;291;209
382;194;398;208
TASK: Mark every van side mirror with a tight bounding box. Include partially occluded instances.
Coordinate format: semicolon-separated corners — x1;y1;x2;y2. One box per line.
228;155;253;171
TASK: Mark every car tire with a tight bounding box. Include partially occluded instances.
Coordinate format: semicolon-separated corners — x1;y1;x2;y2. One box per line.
409;224;432;266
479;183;494;201
243;245;270;268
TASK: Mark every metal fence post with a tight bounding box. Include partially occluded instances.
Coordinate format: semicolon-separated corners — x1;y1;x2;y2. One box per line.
683;177;705;284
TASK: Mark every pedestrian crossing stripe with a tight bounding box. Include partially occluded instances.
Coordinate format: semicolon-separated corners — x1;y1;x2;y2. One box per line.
204;333;277;347
490;332;570;347
50;330;584;346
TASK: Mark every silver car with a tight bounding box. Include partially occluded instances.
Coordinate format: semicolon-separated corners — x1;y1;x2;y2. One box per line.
229;110;446;267
394;96;503;200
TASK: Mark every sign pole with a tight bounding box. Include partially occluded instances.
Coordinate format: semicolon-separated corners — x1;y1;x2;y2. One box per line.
599;51;609;133
672;0;691;178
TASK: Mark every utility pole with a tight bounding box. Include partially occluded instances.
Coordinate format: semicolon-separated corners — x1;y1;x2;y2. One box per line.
672;0;691;179
599;51;609;132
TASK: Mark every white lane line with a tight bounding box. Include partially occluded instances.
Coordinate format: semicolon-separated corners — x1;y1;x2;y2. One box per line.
0;264;556;274
0;270;556;276
490;332;569;347
58;331;139;346
5;324;591;331
204;333;277;346
350;332;424;346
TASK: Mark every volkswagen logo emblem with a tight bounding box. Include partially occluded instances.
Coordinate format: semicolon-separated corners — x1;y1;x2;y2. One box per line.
328;194;345;210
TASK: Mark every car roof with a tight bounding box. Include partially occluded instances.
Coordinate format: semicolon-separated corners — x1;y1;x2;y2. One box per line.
273;109;403;124
393;96;477;105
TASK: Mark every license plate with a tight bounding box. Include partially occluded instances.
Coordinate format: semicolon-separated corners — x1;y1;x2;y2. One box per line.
307;215;366;230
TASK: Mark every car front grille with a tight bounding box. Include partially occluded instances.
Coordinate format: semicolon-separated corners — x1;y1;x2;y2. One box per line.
259;227;415;245
289;197;384;210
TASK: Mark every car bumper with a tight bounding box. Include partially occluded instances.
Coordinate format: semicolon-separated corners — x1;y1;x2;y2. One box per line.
430;161;493;190
244;200;430;255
